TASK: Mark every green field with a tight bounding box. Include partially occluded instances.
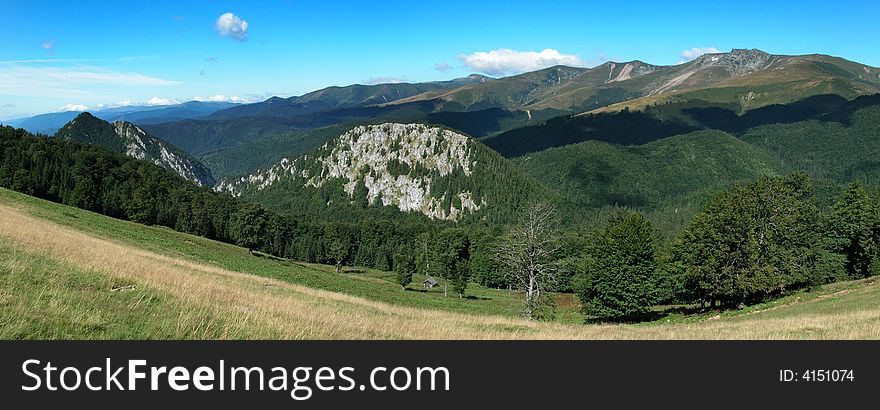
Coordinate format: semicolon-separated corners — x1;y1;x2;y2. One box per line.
2;187;879;339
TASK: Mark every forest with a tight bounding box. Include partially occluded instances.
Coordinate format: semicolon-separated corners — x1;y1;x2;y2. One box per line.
3;118;880;322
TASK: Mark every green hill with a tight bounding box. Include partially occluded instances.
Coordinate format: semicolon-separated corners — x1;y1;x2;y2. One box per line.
515;130;783;209
742;98;880;194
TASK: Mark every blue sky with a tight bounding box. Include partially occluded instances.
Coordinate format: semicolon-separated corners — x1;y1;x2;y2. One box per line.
1;0;878;120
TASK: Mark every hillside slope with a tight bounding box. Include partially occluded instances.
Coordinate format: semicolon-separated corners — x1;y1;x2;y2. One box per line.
2;188;879;339
56;113;215;186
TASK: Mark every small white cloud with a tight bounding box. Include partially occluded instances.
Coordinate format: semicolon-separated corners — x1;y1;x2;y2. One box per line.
42;40;55;54
193;95;249;103
457;48;583;76
114;100;133;107
59;104;87;112
147;97;179;106
362;76;406;85
681;47;721;62
434;63;452;72
215;13;248;42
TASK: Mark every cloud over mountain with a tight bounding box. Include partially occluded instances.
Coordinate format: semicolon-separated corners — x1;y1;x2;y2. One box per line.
680;47;721;62
457;48;582;76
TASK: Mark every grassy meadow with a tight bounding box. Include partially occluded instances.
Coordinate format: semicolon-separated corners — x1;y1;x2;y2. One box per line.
1;187;879;339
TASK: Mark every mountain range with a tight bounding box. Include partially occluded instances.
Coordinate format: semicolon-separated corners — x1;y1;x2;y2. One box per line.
28;48;880;233
396;49;878;113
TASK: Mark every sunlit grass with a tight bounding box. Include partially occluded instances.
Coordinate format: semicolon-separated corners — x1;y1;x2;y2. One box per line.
1;187;879;339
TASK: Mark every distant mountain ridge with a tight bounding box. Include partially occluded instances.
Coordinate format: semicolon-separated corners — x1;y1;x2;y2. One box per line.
209;74;492;120
392;49;880;114
7;101;239;135
56;113;215;186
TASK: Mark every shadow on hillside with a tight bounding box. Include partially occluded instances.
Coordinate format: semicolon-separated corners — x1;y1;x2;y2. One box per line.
483;93;880;158
582;304;714;324
583;310;668;325
679;94;850;133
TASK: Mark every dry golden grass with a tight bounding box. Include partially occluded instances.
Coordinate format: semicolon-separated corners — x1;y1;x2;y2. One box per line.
2;204;879;339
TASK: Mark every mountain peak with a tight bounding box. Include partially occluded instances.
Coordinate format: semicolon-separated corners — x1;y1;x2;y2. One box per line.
57;115;215;186
691;48;775;76
729;48;769;56
602;60;659;83
216;122;548;222
463;73;492;82
70;111;100;124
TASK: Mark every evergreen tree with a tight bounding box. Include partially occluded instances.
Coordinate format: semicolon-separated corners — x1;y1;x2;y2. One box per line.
325;225;351;273
393;245;416;289
126;186;157;225
431;228;471;297
469;227;508;288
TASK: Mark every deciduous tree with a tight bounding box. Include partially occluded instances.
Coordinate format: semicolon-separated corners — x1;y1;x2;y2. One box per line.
827;182;880;278
495;203;561;320
574;211;657;321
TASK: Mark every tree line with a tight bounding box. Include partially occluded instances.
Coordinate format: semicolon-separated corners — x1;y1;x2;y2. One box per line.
493;173;880;321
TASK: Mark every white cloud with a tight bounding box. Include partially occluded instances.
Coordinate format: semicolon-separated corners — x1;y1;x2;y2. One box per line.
457;48;583;76
434;63;452;72
193;95;249;103
147;97;180;106
362;76;406;85
680;47;721;62
215;13;248;42
42;40;55;54
0;63;180;99
59;104;87;112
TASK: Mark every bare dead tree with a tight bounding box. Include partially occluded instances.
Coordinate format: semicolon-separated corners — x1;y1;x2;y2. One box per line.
495;202;561;320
